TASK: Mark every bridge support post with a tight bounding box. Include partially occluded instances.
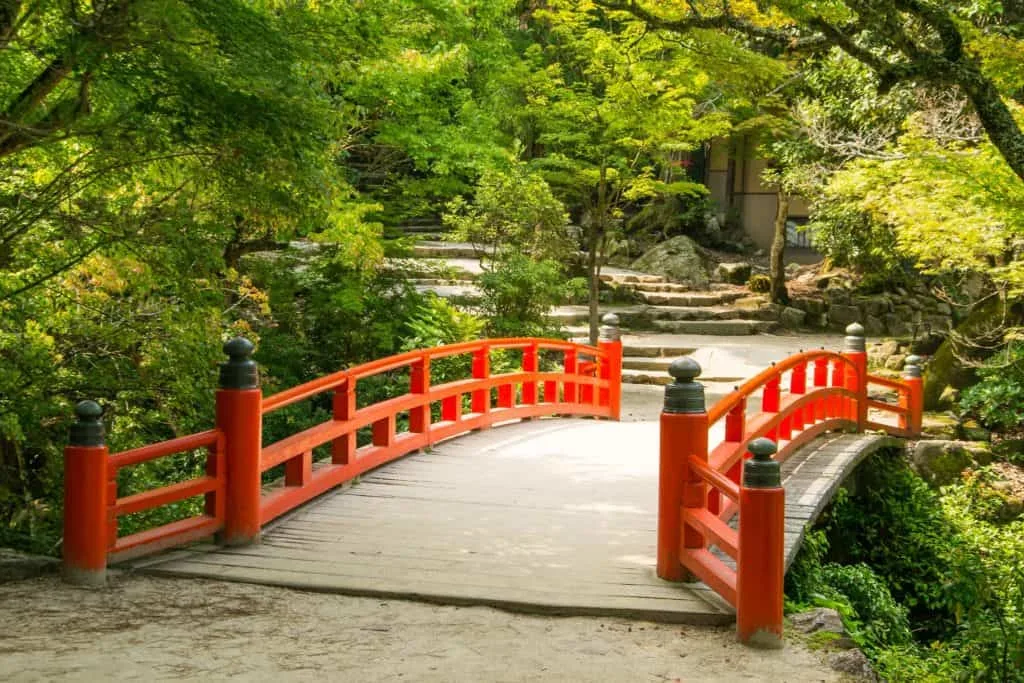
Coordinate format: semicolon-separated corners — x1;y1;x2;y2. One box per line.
658;359;706;582
901;355;924;437
843;323;868;430
598;313;623;421
217;338;263;546
62;400;110;586
737;438;784;649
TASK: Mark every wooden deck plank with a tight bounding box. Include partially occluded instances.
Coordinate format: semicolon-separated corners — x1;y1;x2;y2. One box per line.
138;419;904;624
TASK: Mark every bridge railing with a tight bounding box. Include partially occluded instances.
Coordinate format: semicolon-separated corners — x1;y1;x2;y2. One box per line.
61;315;624;585
657;323;924;647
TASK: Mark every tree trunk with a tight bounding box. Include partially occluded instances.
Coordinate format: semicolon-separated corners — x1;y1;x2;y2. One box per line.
959;69;1024;183
770;192;789;306
588;167;608;345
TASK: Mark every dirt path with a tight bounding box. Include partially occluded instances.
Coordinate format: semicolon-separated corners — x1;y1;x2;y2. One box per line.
0;573;842;682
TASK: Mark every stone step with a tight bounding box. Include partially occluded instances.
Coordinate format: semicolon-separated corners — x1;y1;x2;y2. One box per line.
652;319;779;335
398;224;448;234
549;305;774;327
600;273;668;285
623;356;689;372
385;257;482;280
414;284;482;302
412;242;480;259
612;281;690;293
639;291;749;307
622;368;748;385
622;344;698;358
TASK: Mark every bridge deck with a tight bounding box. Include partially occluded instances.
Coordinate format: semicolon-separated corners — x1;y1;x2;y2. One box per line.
135;420;900;624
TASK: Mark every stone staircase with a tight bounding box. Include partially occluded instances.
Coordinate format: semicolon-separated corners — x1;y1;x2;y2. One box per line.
565;272;782;386
385;234;785;388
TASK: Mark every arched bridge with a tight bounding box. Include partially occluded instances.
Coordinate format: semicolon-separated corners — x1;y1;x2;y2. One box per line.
61;318;923;647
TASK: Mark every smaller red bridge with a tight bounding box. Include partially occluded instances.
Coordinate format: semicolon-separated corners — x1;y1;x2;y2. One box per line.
61;318;922;647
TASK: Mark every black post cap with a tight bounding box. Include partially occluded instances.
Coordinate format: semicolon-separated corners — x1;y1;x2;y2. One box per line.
219;337;260;390
844;322;866;352
663;358;705;414
743;437;780;488
903;354;923;378
70;400;105;447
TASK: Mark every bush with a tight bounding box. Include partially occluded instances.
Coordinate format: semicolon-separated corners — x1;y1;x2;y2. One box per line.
960;341;1024;434
443;163;572;262
477;255;570;337
788;450;1024;681
747;274;771;293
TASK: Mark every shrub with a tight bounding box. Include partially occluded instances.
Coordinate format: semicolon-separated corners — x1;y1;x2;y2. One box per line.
960;340;1024;434
477;255;569;337
747;274;771;293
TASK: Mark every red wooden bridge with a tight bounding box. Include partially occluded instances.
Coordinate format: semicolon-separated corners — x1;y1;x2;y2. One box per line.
62;318;923;647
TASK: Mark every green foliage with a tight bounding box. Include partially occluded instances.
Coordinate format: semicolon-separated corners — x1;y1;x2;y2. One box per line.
960;341;1024;433
747;274;771;293
477;255;573;338
788;450;1024;680
443;162;572;262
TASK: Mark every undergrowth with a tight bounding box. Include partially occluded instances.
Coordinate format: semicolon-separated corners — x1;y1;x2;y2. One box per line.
786;450;1024;681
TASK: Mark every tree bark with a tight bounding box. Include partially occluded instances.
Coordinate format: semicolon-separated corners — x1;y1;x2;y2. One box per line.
769;192;789;306
588;167;608;345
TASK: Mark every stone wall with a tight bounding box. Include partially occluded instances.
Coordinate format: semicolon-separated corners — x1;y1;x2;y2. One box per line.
790;287;955;338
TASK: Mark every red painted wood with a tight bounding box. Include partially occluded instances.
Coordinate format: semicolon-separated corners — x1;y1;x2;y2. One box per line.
63;444;109;583
216;387;262;546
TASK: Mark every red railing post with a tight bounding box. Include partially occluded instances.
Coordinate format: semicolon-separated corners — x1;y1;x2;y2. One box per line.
563;348;578;405
523;342;539;406
813;352;829;421
901;355;924;437
658;358;707;582
829;356;845;419
216;337;262;546
737;437;784;648
62;400;109;585
710;391;747;515
762;365;780;441
410;353;430;436
471;344;490;424
843;323;868;430
790;354;807;431
332;378;356;464
598;313;623;420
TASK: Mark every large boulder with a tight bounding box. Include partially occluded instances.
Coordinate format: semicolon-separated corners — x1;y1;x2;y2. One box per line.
631;236;713;288
779;306;807;329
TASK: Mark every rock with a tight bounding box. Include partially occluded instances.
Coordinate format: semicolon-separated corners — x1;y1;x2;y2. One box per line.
856;296;890;318
936;302;953;315
785;262;802;275
780;307;807;329
829;649;878;680
791;608;845;637
0;549;59;582
884;354;907;371
829;304;861;327
864;316;886;337
876;341;900;357
800;298;827;315
883;314;913;337
703;215;723;243
630;236;713;288
922;413;960;440
911;332;946;356
912;440;993;488
717;262;752;285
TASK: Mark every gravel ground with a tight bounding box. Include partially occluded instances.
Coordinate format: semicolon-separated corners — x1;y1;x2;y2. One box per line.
0;574;843;682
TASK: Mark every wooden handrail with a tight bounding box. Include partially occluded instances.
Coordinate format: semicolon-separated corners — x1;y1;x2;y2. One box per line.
61;332;624;582
658;327;924;648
